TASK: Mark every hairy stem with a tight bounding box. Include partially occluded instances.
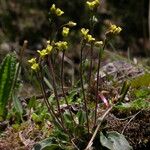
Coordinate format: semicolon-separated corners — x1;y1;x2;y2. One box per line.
80;41;89;134
88;43;94;89
60;50;76;125
94;40;107;126
12;40;28;90
47;56;66;130
36;71;63;129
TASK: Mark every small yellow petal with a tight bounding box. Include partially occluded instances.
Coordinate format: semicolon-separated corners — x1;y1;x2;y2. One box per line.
62;27;70;37
95;41;103;47
37;49;48;58
67;21;77;27
86;0;100;10
28;58;36;64
86;34;95;42
55;41;68;50
50;4;56;13
50;4;64;16
107;23;122;35
81;28;89;36
56;8;64;16
31;63;39;71
46;45;53;53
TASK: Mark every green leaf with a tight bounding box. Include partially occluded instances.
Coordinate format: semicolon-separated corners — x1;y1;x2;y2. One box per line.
53;129;69;142
77;110;86;125
42;144;63;150
0;54;17;119
31;113;42;123
63;111;72;122
44;77;53;90
28;96;37;109
33;137;64;150
100;131;132;150
12;92;23;116
118;81;130;103
130;73;150;88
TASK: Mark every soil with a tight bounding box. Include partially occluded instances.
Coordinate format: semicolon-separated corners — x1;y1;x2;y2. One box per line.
107;110;150;150
0;109;149;150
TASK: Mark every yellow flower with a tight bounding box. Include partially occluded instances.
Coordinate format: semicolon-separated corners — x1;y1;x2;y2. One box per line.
50;4;56;13
86;0;100;10
67;21;77;27
108;24;122;34
56;8;64;16
62;27;70;37
94;41;103;47
115;27;122;34
28;58;36;64
110;24;117;31
105;23;122;38
86;34;95;42
46;45;53;53
31;63;39;71
50;4;64;16
81;28;89;36
28;57;39;71
37;49;48;58
55;41;68;50
47;40;50;44
81;28;95;43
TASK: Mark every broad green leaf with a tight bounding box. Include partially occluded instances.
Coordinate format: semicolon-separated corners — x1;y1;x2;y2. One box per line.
33;137;64;150
100;131;132;150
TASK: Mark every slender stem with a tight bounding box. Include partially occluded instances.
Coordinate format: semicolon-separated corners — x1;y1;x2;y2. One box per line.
60;50;76;125
10;41;28;112
47;56;65;129
36;71;63;129
88;43;94;89
94;40;107;126
80;41;89;134
12;40;28;90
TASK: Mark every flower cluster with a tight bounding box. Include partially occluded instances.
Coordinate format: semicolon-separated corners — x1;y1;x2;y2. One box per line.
50;4;64;16
106;24;122;36
37;43;53;59
28;58;39;71
28;41;54;70
86;0;100;10
80;28;103;46
81;28;95;43
55;41;68;50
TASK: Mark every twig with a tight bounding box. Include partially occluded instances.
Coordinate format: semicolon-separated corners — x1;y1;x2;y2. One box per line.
85;106;113;150
71;138;80;150
121;109;143;134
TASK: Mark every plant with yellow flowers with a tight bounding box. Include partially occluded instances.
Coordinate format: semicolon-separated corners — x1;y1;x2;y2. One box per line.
28;1;132;150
